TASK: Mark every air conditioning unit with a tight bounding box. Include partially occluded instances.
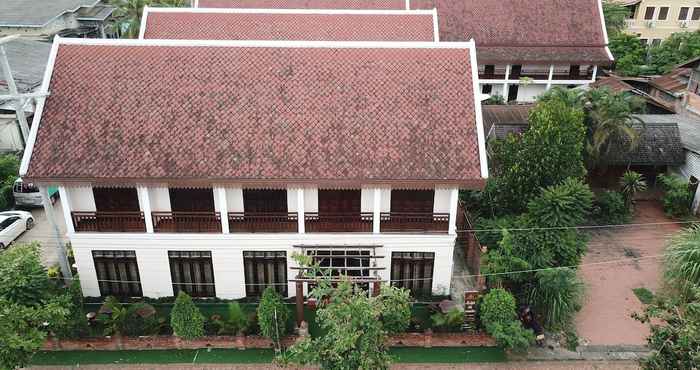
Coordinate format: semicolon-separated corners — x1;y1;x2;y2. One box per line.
646;20;656;28
680;20;690;28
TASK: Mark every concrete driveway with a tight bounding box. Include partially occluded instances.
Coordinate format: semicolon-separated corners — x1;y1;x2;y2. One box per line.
13;198;67;267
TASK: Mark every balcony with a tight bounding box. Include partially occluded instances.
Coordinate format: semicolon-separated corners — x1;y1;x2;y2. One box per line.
152;211;222;233
72;211;146;232
305;212;373;233
380;212;449;233
228;212;298;233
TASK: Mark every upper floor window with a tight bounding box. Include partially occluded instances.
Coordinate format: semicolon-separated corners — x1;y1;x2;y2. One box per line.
484;65;495;76
651;39;662;47
679;7;690;20
644;7;655;20
658;7;669;20
693;7;700;21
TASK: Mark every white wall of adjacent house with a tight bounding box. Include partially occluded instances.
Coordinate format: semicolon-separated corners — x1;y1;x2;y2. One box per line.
70;232;457;299
674;149;700;214
516;84;548;103
0;115;24;152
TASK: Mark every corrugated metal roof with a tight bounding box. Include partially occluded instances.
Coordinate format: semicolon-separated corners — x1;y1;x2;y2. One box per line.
0;38;51;106
0;0;99;27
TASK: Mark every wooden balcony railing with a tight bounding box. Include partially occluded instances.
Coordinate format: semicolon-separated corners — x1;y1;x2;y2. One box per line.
379;212;449;233
304;212;373;233
228;212;298;233
152;211;221;233
72;211;146;232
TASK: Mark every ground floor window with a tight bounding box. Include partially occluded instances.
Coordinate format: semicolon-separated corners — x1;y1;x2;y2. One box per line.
93;250;142;297
391;252;435;298
306;249;373;291
243;251;288;297
168;251;215;297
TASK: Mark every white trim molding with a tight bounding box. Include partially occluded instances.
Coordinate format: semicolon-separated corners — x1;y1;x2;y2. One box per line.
138;5;150;39
467;39;489;179
58;186;75;234
431;8;439;42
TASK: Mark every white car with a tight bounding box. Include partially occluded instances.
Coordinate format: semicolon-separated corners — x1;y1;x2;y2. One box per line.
0;211;34;249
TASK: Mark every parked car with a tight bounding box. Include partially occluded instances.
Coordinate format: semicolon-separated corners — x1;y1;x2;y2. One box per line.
0;210;34;249
13;178;58;208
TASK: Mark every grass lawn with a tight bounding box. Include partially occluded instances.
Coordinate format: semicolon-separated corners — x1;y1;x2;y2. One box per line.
31;347;506;366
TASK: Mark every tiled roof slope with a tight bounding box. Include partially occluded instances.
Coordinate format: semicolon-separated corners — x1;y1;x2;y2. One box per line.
142;11;435;41
197;0;405;9
412;0;611;64
25;41;485;188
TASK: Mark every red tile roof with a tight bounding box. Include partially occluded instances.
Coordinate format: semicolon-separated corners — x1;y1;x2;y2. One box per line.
25;40;485;189
412;0;612;65
197;0;405;9
142;10;436;41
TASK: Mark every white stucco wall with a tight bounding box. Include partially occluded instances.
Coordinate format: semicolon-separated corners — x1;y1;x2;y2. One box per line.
674;150;700;214
304;188;318;213
380;188;391;212
516;84;548;103
226;187;244;212
433;188;452;213
360;188;374;213
67;186;96;212
148;187;171;212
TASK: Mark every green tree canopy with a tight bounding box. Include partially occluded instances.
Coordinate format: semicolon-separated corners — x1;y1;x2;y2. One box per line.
648;31;700;74
609;33;648;76
602;0;631;36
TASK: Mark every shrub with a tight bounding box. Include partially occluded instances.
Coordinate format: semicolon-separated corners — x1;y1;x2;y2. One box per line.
97;296;129;336
481;230;530;288
0;154;19;210
376;285;411;334
258;287;289;352
474;215;519;250
123;302;161;336
529;268;584;329
55;280;90;339
658;174;693;217
664;225;700;296
212;302;249;335
170;291;204;340
0;243;52;305
430;308;465;332
526;178;594;228
592;190;630;224
480;288;533;352
619;170;647;206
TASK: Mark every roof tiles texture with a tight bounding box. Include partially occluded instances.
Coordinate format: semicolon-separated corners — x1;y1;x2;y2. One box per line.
197;0;405;9
143;12;435;41
26;44;484;188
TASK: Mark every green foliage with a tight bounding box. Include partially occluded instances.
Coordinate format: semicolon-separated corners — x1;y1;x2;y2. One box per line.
602;0;630;36
528;269;584;329
608;33;648;76
632;287;654;305
525;178;593;227
376;285;411;335
212;302;250;335
109;0;187;38
0;154;19;210
483;94;505;105
473;215;518;249
430;308;465;333
648;31;700;74
633;287;700;369
592;190;630;225
97;296;129;336
620;171;647;207
658;174;693;218
257;287;289;352
54;280;89;339
488;99;587;213
0;242;51;306
480;289;533;352
170;291;204;340
481;230;530;288
664;225;700;296
124;302;162;336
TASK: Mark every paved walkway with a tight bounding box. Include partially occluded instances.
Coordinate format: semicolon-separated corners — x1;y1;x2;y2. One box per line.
14;199;66;267
575;200;681;345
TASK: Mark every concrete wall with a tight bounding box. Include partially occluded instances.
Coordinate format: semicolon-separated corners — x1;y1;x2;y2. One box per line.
148;187;171;212
516;84;548;103
67;186;95;212
674;149;700;214
625;0;700;43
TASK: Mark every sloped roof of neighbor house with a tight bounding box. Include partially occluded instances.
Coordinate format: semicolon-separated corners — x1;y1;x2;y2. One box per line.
141;7;437;41
196;0;406;9
22;38;487;189
411;0;612;65
636;114;700;155
0;0;99;27
0;38;52;108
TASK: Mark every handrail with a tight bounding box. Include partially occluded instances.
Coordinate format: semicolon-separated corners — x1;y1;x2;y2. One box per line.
152;211;221;233
379;212;449;233
304;212;373;232
72;211;146;232
228;212;298;233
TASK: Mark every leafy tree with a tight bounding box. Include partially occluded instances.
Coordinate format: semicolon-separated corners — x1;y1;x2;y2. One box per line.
430;307;465;332
608;33;648;76
648;31;700;74
664;225;700;296
602;0;630;36
109;0;188;38
488;99;587;213
376;285;411;335
258;287;289;353
0;243;52;306
212;302;250;335
0;154;19;211
620;170;647;207
525;178;594;228
170;291;205;340
479;288;534;352
97;296;130;336
633;286;700;370
592;190;630;224
529;268;584;329
658;174;694;218
481;230;530;288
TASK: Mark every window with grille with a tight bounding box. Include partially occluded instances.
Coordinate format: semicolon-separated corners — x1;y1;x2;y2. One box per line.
243;251;288;297
693;7;700;21
307;249;373;290
168;251;216;297
391;252;435;298
658;7;669;20
680;7;690;20
644;7;655;20
93;250;142;297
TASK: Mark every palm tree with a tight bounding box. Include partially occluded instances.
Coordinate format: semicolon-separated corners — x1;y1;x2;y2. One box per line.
665;225;700;298
619;170;647;207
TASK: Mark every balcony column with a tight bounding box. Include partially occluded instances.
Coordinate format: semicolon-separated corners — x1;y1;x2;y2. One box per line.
546;64;554;90
297;188;305;234
41;185;73;280
214;187;229;234
591;65;598;82
448;188;459;235
57;186;75;233
372;188;381;234
502;64;511;102
137;187;154;233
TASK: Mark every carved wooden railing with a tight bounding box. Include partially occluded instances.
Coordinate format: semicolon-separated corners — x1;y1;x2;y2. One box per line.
72;211;146;232
228;212;298;233
152;211;221;233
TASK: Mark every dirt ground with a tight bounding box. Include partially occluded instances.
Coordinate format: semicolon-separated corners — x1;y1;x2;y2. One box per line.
575;200;682;346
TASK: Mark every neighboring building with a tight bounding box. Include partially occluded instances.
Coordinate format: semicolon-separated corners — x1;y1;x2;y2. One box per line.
140;7;438;41
647;57;700;115
618;0;700;45
592;75;675;114
20;37;487;300
0;0;114;39
0;38;51;152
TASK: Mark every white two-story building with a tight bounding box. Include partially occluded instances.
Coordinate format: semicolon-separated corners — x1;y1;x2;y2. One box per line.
20;36;487;301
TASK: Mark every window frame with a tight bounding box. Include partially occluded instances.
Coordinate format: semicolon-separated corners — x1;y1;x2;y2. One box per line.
390;252;435;298
168;250;216;298
693;7;700;21
679;7;690;20
92;250;142;297
243;251;288;297
644;7;655;20
658;7;669;20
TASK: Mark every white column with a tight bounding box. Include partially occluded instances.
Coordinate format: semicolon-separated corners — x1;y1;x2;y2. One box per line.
137;186;154;233
41;185;72;279
57;186;75;233
373;188;381;234
216;187;229;233
591;65;598;82
297;188;305;234
546;64;554;90
448;188;459;235
692;184;700;215
503;64;511;101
